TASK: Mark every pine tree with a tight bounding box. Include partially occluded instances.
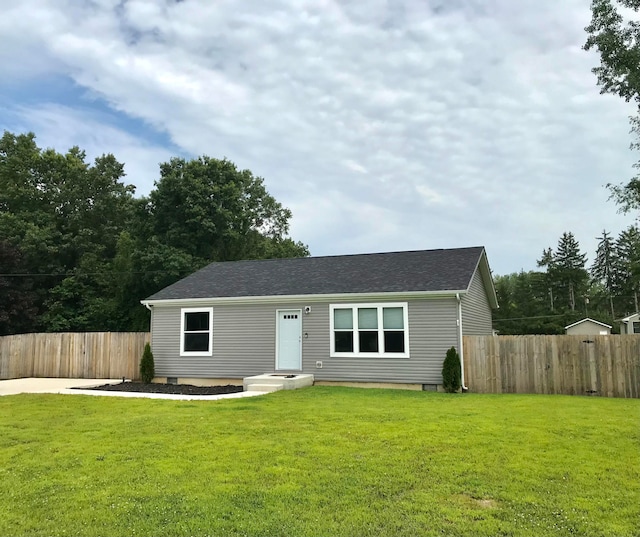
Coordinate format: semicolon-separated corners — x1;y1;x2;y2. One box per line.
615;226;640;314
537;247;556;311
591;230;618;317
139;343;155;384
547;232;588;312
442;347;461;393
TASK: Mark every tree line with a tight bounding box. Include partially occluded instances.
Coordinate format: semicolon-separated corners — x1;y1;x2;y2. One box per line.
494;229;640;334
491;1;640;334
0;131;308;335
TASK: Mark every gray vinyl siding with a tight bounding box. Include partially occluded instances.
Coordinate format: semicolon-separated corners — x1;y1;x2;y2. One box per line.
461;268;493;335
150;296;459;384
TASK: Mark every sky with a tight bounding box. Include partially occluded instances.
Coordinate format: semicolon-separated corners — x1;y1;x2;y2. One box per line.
1;0;638;276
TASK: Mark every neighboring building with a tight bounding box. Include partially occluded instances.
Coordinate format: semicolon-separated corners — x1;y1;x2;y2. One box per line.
564;318;612;336
619;313;640;334
141;247;498;389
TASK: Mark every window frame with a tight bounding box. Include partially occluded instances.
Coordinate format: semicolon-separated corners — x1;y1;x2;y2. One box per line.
180;307;214;357
329;303;410;358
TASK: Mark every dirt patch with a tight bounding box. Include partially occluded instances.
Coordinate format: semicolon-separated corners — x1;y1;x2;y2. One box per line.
452;494;499;509
474;498;498;509
76;382;243;396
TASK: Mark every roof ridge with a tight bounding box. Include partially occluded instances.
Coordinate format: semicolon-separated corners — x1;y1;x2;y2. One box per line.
201;246;486;265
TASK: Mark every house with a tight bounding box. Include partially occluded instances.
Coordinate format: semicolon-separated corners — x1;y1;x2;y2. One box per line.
141;247;498;390
564;318;611;336
619;313;640;334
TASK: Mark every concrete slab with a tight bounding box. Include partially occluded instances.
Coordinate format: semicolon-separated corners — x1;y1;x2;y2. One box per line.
243;373;314;391
0;378;122;396
0;378;268;401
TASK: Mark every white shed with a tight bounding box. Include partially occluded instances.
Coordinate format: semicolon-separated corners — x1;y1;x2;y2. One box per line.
564;318;612;335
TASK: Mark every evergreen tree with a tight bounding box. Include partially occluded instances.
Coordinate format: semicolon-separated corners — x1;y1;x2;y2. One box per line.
442;347;461;393
591;230;618;317
615;226;640;313
547;232;589;311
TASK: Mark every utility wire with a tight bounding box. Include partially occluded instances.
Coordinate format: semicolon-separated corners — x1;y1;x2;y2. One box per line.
494;314;568;321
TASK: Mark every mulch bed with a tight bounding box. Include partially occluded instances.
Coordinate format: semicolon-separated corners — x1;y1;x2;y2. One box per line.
76;382;244;396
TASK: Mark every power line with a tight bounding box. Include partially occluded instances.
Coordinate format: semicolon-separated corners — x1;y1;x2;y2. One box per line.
494;314;570;321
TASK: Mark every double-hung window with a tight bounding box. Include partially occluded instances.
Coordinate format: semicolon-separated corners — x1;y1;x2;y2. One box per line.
330;303;409;357
180;307;213;356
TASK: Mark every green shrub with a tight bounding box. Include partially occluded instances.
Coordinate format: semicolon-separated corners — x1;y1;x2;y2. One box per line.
442;346;461;393
139;343;155;384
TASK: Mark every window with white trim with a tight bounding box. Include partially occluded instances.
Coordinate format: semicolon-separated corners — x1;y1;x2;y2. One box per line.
330;303;409;357
180;307;213;356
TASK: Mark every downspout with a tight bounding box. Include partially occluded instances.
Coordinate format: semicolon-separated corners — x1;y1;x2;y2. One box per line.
456;293;468;391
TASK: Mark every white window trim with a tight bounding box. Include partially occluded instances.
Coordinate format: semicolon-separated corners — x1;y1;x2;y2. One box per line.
329;302;410;358
180;307;214;357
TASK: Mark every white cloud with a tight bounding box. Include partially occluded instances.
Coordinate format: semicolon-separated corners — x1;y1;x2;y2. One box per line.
0;0;638;274
1;103;173;196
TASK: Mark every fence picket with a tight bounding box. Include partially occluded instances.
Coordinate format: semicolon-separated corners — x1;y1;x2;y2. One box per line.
0;333;149;381
464;335;640;398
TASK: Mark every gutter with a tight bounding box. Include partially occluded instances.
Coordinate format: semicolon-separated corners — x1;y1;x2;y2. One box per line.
141;289;469;308
456;293;468;391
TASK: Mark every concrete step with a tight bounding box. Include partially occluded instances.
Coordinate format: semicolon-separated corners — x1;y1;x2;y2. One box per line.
245;383;283;393
243;373;314;391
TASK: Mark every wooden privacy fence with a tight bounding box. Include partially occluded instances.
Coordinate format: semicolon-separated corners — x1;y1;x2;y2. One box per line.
464;335;640;398
0;332;150;381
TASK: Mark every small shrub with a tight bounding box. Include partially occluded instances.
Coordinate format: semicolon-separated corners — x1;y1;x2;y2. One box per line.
140;343;155;384
442;346;461;393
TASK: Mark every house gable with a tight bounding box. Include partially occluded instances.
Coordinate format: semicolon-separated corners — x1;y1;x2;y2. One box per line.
565;318;612;335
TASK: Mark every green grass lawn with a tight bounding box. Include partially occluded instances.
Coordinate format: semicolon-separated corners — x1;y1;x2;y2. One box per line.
0;387;638;536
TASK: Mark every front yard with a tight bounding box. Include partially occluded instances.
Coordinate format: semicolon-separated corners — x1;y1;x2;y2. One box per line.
0;387;638;536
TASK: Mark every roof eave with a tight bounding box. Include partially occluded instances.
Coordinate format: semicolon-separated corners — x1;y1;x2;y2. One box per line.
141;289;469;307
564;318;612;329
468;248;498;309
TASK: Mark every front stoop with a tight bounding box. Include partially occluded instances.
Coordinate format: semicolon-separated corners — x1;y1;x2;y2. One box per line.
246;383;283;393
243;373;314;392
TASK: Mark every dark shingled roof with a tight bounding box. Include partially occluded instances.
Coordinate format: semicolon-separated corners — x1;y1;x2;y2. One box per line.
145;247;488;301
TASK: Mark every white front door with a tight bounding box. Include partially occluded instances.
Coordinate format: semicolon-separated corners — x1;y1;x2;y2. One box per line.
276;310;302;370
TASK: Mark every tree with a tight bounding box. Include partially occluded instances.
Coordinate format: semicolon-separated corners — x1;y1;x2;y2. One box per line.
535;234;589;315
493;271;565;334
149;156;308;263
584;0;640;104
546;233;589;312
0;241;38;335
1;132;310;333
591;230;618;316
1;131;138;332
442;346;461;393
615;225;640;312
585;1;640;212
140;343;155;383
